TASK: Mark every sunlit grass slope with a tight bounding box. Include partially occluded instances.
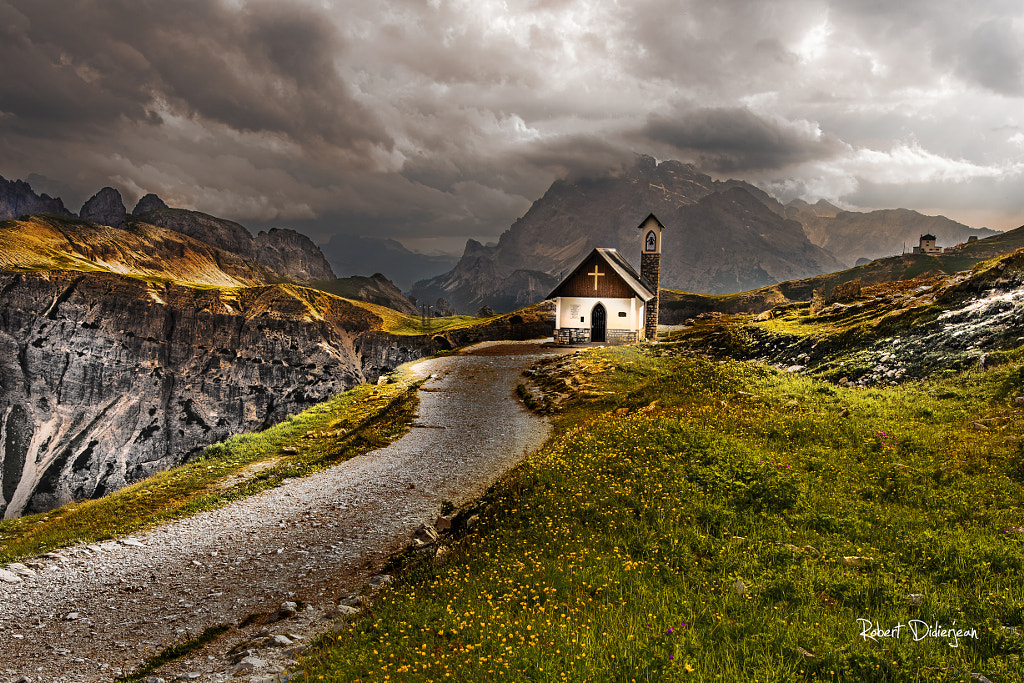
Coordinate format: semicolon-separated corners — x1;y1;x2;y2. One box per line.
0;374;420;564
0;214;520;337
0;214;270;286
354;299;489;335
303;346;1024;682
660;233;1024;323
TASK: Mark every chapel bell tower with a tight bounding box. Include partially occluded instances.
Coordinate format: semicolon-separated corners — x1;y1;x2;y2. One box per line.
638;213;665;341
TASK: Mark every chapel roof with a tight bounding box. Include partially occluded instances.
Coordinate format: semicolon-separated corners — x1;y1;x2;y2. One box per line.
546;247;656;301
637;213;667;230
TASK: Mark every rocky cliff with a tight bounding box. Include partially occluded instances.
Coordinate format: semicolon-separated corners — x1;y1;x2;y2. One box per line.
0;269;450;518
132;193;169;215
79;187;128;228
412;156;844;312
136;206;336;282
0;176;74;220
255;228;339;283
0;215;547;518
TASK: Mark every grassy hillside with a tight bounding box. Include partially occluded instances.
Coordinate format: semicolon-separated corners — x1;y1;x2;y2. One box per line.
301;344;1024;682
299;252;1024;682
660;226;1024;323
310;273;419;315
0;214;273;287
0;214;532;340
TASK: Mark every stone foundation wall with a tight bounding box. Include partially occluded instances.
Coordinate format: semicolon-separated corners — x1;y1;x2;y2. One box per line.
605;329;638;345
554;328;638;345
554;328;591;344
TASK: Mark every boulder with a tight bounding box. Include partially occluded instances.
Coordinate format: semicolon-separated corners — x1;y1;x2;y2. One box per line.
0;568;23;583
412;524;440;546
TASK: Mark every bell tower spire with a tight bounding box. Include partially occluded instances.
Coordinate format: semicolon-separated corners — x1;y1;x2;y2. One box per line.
638;213;665;341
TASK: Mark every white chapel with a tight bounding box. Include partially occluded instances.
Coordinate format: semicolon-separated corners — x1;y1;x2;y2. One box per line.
547;214;665;345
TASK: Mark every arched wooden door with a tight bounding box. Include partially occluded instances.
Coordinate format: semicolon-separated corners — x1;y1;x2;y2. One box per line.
591;303;606;343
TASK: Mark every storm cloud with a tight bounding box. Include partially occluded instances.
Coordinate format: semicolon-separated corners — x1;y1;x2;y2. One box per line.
1;0;1023;261
641;107;844;173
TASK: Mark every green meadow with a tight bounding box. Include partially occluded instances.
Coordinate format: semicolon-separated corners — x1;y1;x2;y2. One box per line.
301;345;1024;682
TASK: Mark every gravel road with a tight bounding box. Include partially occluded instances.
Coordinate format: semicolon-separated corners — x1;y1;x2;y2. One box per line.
0;340;570;682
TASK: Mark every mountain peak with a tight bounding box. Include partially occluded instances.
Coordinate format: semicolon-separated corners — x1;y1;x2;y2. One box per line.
413;160;842;311
132;193;168;215
0;175;74;220
80;187;127;227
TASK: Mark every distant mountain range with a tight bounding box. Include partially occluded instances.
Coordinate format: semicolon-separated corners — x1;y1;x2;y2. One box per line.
782;199;998;266
411;156;996;313
0;176;337;283
658;222;1024;324
0;175;434;322
0;165;1000;316
412;156;844;312
320;235;459;292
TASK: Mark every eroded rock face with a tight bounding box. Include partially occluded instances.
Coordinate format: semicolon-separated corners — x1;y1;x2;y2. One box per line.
79;187;127;227
135;208;336;282
0;271;436;518
132;193;168;215
255;228;336;282
0;176;74;220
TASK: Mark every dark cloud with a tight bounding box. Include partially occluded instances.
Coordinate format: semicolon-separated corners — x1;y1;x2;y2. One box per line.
641;107;843;173
2;0;1024;252
517;135;637;182
0;0;389;156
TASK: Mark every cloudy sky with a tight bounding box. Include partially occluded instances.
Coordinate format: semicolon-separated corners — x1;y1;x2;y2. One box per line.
2;0;1024;256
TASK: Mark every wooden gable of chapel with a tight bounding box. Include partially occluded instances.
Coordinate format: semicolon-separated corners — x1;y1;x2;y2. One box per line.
547;248;655;301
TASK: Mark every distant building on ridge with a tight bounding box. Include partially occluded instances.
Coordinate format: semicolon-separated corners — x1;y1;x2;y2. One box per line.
912;234;942;254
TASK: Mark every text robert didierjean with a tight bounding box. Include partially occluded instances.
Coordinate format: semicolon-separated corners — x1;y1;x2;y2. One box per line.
857;618;979;648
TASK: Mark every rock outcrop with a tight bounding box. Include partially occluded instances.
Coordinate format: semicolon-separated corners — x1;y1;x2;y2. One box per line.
312;273;420;315
0;270;443;518
79;187;128;228
132;193;169;215
412;156;843;312
0;215;553;518
133;207;260;262
134;207;336;282
255;228;337;283
0;176;74;220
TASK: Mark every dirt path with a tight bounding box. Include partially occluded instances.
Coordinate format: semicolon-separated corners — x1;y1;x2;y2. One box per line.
0;340;570;683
